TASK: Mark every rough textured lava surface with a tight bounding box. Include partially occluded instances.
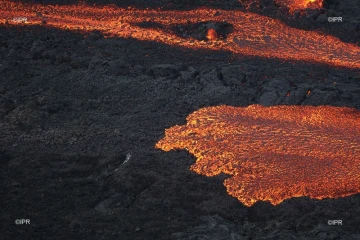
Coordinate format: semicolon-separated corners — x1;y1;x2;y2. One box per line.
275;0;323;11
1;1;360;68
156;105;360;206
1;0;360;239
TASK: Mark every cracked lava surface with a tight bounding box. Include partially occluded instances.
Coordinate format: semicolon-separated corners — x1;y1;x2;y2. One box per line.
156;105;360;206
0;1;359;69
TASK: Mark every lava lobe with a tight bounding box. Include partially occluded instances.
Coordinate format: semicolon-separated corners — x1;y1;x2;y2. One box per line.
156;105;360;206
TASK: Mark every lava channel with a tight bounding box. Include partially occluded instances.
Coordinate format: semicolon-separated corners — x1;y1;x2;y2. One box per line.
156;105;360;206
1;1;360;69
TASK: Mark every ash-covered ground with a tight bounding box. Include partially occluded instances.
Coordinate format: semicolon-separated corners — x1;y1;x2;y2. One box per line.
1;0;360;239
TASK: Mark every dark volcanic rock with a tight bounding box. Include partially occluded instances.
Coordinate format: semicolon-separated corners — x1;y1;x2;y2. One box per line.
258;91;279;105
0;150;11;166
0;98;17;114
1;1;360;239
173;215;243;240
149;64;181;78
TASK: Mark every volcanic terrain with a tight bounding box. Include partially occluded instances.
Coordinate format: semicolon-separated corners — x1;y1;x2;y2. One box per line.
1;0;360;239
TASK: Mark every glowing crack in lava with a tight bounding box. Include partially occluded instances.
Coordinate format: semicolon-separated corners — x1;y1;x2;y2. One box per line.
243;0;323;11
1;2;360;68
275;0;323;11
156;105;360;206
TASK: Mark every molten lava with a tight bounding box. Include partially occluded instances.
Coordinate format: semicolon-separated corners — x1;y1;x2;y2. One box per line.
276;0;323;11
156;105;360;206
243;0;323;11
206;28;218;41
1;1;360;68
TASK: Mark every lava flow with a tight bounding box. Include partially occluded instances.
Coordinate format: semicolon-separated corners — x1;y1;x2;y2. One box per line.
156;105;360;206
242;0;323;11
276;0;323;11
1;1;360;68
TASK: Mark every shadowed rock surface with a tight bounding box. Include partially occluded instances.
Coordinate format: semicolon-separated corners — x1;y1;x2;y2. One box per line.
1;0;360;239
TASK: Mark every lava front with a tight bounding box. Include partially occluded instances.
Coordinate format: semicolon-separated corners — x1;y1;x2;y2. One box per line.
156;105;360;206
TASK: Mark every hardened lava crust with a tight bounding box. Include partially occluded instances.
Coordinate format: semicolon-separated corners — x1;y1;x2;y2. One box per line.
1;0;360;240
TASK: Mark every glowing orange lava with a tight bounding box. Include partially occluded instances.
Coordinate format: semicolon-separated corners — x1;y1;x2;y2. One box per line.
276;0;323;11
0;1;359;68
206;28;218;41
156;105;360;206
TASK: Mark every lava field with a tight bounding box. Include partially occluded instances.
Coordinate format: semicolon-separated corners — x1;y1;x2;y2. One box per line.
1;0;360;239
